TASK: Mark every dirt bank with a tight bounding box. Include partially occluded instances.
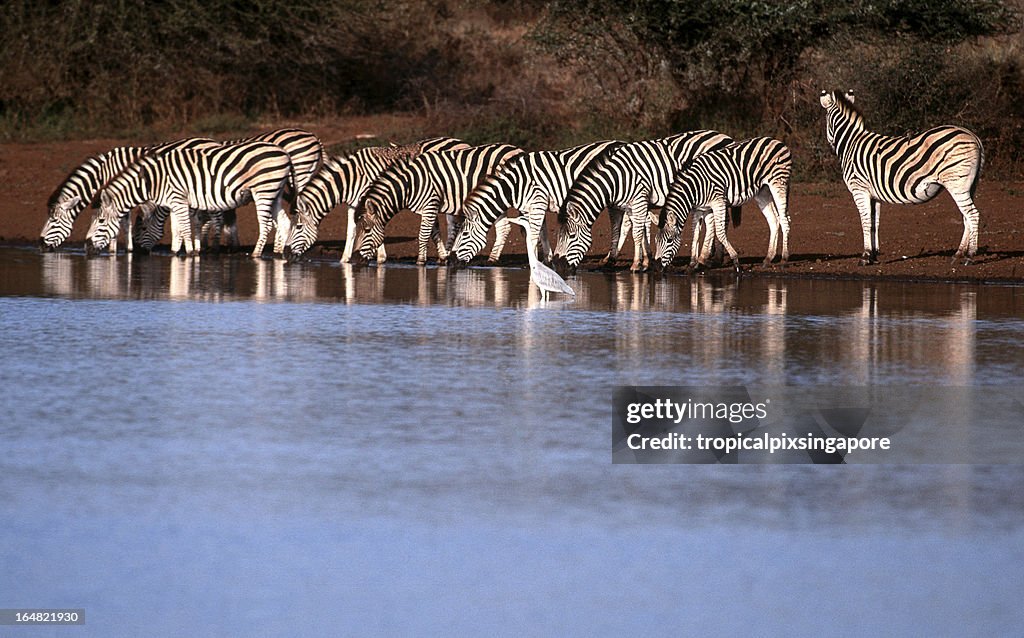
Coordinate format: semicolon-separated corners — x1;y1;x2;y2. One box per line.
3;134;1023;283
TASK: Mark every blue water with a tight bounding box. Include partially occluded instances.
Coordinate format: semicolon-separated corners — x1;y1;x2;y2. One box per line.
1;248;1023;636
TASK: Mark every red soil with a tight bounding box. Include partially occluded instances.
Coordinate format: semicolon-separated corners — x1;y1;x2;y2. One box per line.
4;134;1023;282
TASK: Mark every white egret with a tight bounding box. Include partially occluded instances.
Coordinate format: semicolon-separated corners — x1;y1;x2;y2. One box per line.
506;216;575;300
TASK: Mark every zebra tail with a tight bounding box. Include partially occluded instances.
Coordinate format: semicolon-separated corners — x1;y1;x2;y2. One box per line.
730;206;742;228
971;136;985;201
285;157;299;212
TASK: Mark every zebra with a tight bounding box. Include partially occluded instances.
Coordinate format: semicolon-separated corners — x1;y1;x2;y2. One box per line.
245;128;324;253
40;137;220;252
87;142;295;257
449;140;621;267
552;130;734;274
353;143;524;265
145;128;324;256
819;90;985;265
284;137;467;263
131;203;232;255
652;137;793;272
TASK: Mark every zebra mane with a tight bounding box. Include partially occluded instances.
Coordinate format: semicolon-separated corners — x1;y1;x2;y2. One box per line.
557;142;623;223
101;155;157;208
831;91;866;123
47;153;103;208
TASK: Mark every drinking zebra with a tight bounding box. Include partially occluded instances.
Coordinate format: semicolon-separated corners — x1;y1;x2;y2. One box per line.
40;137;220;252
353;143;523;265
449;140;621;267
819;90;985;265
284;137;468;263
652;137;792;272
87;142;295;257
552;130;734;274
136;128;324;256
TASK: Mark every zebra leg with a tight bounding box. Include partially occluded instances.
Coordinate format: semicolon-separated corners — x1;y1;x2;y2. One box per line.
695;212;718;268
171;204;195;257
950;190;981;263
689;213;704;271
252;201;275;258
341;205;357;264
123;213;133;254
870;199;880;263
187;210;202;256
769;180;791;264
432;218;450;265
488;216;513;263
617;213;632;255
628;201;650;272
600;208;626;267
436;214;456;265
755;189;779;265
711;200;740;271
417;206;438;265
273;209;292;256
851;189;878;265
169;211;183;256
528;211;547;263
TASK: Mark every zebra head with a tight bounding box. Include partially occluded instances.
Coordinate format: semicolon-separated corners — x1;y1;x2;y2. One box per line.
819;89;862;150
652;208;684;272
40;195;84;251
450;175;509;267
284;195;317;261
85;191;122;255
131;202;166;253
551;201;590;276
355;199;385;262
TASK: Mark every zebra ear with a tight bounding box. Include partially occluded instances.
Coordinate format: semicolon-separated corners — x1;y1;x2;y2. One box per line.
62;195;82;210
662;208;676;230
844;89;855;103
819;91;833;108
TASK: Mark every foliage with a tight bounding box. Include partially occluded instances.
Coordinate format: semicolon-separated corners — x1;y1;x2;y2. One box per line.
1;0;1022;177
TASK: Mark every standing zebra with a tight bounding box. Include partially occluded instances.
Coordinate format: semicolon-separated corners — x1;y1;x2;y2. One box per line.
284;137;467;263
245;128;324;254
819;90;985;265
40;137;220;252
143;128;324;256
552;130;734;273
353;143;523;265
87;142;295;257
652;137;792;272
449;140;621;267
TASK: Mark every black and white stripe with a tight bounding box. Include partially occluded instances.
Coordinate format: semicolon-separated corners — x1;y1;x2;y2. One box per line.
239;128;323;253
354;143;523;265
40;137;218;251
450;140;621;266
653;137;792;271
552;130;734;273
819;90;984;264
285;137;467;262
87;142;295;257
132;128;324;255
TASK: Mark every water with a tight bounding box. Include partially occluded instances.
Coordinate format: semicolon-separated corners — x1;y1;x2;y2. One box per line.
2;247;1023;636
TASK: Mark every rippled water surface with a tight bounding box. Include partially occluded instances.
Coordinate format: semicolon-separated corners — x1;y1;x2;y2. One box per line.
2;247;1023;636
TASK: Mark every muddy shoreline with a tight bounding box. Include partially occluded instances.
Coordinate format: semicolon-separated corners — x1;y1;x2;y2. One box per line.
4;136;1023;284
